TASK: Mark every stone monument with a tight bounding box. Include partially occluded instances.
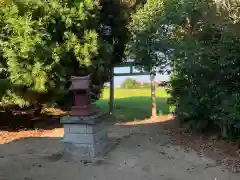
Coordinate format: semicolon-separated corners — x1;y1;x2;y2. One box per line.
60;75;110;161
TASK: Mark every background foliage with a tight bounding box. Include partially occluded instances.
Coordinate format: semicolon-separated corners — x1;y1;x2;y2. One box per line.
0;0;138;109
0;0;146;128
130;0;240;139
120;78;138;89
0;0;102;107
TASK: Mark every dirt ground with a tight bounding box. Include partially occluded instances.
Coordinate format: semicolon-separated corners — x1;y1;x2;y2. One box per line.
0;115;239;180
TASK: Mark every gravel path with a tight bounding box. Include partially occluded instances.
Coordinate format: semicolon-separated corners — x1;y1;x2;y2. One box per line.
0;118;239;180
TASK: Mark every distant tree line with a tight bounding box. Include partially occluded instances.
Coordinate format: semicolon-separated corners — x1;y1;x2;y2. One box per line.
120;78;168;89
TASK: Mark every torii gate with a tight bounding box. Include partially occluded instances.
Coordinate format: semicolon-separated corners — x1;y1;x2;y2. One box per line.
108;62;157;118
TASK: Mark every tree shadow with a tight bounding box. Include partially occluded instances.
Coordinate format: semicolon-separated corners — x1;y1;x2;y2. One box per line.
1;115;239;178
0;118;177;180
0;108;64;131
96;96;170;122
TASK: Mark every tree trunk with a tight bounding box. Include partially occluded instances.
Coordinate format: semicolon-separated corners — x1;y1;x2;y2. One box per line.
150;73;157;118
221;125;228;138
109;66;114;115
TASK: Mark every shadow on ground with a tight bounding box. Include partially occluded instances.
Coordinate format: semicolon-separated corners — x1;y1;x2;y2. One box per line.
0;117;173;180
1;117;239;180
0;109;64;131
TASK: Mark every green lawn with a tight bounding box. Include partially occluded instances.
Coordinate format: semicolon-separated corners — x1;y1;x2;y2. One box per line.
96;88;170;122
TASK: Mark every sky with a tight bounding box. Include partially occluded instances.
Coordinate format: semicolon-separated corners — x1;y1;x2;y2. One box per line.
113;67;170;87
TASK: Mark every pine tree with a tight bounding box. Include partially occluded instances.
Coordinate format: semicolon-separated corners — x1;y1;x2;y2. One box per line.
0;0;101;106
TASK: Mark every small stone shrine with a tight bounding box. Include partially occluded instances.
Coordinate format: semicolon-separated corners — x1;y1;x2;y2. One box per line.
60;76;110;160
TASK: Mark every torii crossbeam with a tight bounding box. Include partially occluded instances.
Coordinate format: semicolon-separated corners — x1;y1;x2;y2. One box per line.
109;62;157;118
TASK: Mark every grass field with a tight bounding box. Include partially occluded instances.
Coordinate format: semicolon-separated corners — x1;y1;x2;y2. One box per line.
96;88;170;122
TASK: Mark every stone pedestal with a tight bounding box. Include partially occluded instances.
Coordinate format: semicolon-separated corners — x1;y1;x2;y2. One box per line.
60;112;111;160
61;75;115;161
